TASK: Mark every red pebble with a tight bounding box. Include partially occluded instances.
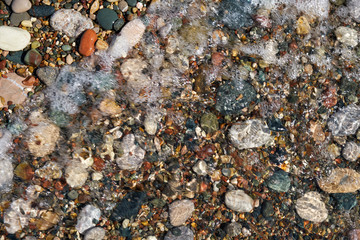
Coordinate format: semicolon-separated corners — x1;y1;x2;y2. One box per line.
79;29;97;57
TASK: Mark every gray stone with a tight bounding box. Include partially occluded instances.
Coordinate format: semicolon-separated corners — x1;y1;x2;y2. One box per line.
0;158;13;192
65;161;88;188
229;119;273;150
10;12;30;26
328;104;360;136
335;26;358;47
169;199;195;226
84;227;106;240
36;66;59;86
192;160;208;176
218;0;254;30
225;222;242;238
76;205;101;234
343;141;360;161
11;0;32;13
116;134;145;170
295;191;328;223
225;190;254;212
266;169;291;192
164;226;194;240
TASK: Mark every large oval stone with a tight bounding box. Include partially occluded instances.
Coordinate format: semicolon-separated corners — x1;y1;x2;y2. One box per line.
97;8;118;30
0;26;30;51
318;168;360;193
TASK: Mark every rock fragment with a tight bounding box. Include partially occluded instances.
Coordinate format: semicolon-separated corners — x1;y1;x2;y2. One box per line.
164;226;194;240
84;227;106;240
318;168;360;193
342;141;360;162
225;190;254;212
0;26;30;51
335;26;358;47
76;205;101;234
295;191;328;223
116;134;145;170
169;199;195;226
328;104;360;136
65;161;88;188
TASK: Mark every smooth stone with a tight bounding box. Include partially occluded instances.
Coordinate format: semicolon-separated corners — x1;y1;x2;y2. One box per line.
65;161;88;188
328;104;360;136
335;26;358;47
89;0;100;15
169;200;195;226
295;191;328;223
200;113;219;133
79;29;97;56
31;41;40;49
116;134;145;170
342;141;360;161
21;20;33;28
97;8;118;30
84;227;106;240
50;9;93;37
95;39;109;50
225;190;254;212
332;193;357;210
113;18;125;32
0;73;30;105
0;26;31;51
36;66;59;86
229;119;273;150
6;51;25;64
126;0;137;7
10;12;30;26
267;118;286;132
61;44;72;51
119;1;129;12
111;192;146;220
24;49;42;67
11;0;32;13
318;168;360;193
5;0;12;5
108;18;146;59
28;5;55;17
266;169;291;192
225;222;242;238
76;205;101;234
164;226;194;240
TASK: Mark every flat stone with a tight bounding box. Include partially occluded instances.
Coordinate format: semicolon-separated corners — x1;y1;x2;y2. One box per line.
225;190;254;212
0;26;31;51
65;161;88;188
295;191;328;223
332;193;357;210
0;73;31;105
50;9;93;37
318;168;360;193
113;18;125;32
97;8;118;30
342;141;360;162
84;227;106;240
24;49;42;67
164;226;194;240
111;192;146;220
28;5;55;17
169;200;195;226
36;66;59;86
10;12;30;26
116;134;145;170
76;205;101;234
335;26;358;47
328;104;360;136
11;0;32;13
266;169;291;192
229;119;273;150
225;222;242;238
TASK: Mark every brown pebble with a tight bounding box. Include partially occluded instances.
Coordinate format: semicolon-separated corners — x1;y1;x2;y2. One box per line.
349;229;360;240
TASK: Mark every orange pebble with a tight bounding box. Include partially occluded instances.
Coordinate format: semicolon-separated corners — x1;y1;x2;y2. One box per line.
79;29;97;57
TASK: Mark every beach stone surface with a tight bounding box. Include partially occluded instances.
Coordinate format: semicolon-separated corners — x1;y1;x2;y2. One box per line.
28;5;56;17
11;0;32;13
328;104;360;136
84;227;106;240
342;141;360;162
164;226;194;240
318;168;360;193
225;190;254;212
76;205;101;234
79;29;97;56
116;134;145;170
295;191;328;223
0;26;31;51
169;199;195;226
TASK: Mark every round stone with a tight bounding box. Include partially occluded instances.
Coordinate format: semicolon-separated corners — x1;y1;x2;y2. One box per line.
79;29;97;56
225;190;254;212
62;45;72;51
24;49;42;67
113;18;125;31
97;8;118;30
11;0;32;13
295;191;328;223
126;0;137;7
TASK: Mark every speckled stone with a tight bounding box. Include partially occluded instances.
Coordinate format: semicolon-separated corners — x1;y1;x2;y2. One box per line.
225;190;254;212
164;226;194;240
9;12;30;26
295;191;328;223
169;200;195;226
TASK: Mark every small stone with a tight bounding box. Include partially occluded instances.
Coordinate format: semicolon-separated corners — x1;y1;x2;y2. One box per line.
169;199;195;226
328;104;360;136
310;121;325;143
97;8;118;30
79;29;97;56
0;26;31;51
95;39;109;50
318;168;360;193
192;160;208;176
266;169;291;192
229;119;273;150
90;0;100;14
33;211;60;231
225;190;254;212
99;98;122;116
111;192;146;220
50;9;93;37
68;190;79;200
0;157;14;192
335;26;358;47
113;18;125;32
296;16;311;35
218;0;254;29
36;66;59;86
62;45;72;51
225;222;242;238
215;79;257;115
200;113;219;133
119;1;129;12
0;73;31;105
14;162;33;181
21;20;33;28
28;5;55;17
76;205;101;234
349;229;360;240
332;193;357;210
328;143;341;159
116;134;145;170
35;161;62;180
65;161;88;188
4;199;32;234
11;0;32;13
343;141;360;161
24;49;42;67
10;12;30;26
84;227;106;240
66;54;74;65
126;0;137;7
295;191;328;223
164;226;194;240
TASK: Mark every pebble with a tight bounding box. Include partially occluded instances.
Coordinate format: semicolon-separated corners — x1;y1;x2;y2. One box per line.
84;227;106;240
169;199;195;226
35;161;62;180
0;26;31;51
24;49;42;67
62;45;72;51
79;29;97;56
108;18;146;59
111;191;146;220
4;199;33;234
192;160;208;176
144;114;159;135
5;0;12;5
229;119;273;150
116;134;146;170
10;12;30;26
0;157;14;192
266;169;291;192
342;141;360;161
164;226;194;240
225;222;242;238
36;66;59;86
21;20;33;28
218;0;254;29
0;73;30;105
335;26;358;47
328;104;360;136
11;0;32;13
27;112;60;157
119;1;129;12
65;161;89;188
126;0;137;7
225;190;254;212
95;39;109;50
113;18;125;32
295;191;328;223
215;79;257;115
66;54;74;65
200;113;219;133
296;16;311;35
28;5;55;17
34;211;60;231
97;8;118;30
50;9;93;37
99;98;122;116
349;229;360;240
318;168;360;193
76;205;101;234
333;193;357;210
90;0;100;14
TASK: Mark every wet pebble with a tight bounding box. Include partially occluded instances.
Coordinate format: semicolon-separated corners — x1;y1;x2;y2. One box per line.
24;49;42;67
295;191;328;223
28;5;55;17
342;141;360;161
200;113;218;133
169;199;195;226
225;189;254;212
111;191;146;220
225;222;242;238
84;227;106;240
79;29;97;56
328;104;360;136
318;168;360;193
11;0;32;13
332;193;357;210
266;169;291;192
335;26;358;47
97;8;118;30
65;161;89;188
76;205;101;234
116;134;145;170
218;0;254;29
0;157;14;191
9;12;30;26
36;66;59;86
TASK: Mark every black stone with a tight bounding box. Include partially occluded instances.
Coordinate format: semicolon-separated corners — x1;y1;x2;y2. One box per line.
6;51;25;65
28;5;56;17
332;193;357;211
262;201;275;218
111;192;146;221
269;147;287;165
268;118;286;132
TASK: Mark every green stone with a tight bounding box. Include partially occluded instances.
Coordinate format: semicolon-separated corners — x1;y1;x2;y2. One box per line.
266;169;291;192
62;45;72;51
31;41;41;49
97;8;118;30
68;190;78;200
24;49;42;67
200;113;219;133
332;193;357;210
126;0;137;7
113;18;125;32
